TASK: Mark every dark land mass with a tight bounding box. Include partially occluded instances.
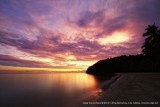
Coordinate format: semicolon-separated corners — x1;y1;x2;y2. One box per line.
86;23;160;75
86;54;160;75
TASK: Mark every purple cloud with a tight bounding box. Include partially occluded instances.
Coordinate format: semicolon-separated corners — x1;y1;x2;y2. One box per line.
0;0;160;69
0;55;52;68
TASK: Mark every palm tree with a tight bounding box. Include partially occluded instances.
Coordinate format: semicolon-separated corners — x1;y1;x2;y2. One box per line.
141;23;160;59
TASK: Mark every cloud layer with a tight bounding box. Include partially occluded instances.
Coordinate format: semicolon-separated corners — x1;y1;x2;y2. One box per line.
0;0;160;70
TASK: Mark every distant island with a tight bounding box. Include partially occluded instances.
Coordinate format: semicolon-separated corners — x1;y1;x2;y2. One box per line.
86;23;160;75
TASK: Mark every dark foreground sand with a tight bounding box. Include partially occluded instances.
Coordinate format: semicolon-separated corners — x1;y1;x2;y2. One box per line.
103;73;160;101
78;73;160;107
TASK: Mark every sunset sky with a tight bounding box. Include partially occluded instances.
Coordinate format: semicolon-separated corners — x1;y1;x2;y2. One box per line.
0;0;160;72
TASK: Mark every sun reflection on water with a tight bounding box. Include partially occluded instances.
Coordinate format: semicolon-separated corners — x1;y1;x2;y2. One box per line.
0;73;106;107
47;73;98;93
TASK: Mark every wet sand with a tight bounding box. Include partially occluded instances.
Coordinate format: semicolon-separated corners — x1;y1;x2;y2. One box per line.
77;73;160;107
96;73;160;107
103;73;160;101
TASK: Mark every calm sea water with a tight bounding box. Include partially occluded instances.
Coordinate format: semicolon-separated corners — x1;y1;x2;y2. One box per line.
0;73;109;107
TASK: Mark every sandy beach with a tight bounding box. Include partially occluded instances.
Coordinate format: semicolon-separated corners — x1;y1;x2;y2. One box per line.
87;73;160;107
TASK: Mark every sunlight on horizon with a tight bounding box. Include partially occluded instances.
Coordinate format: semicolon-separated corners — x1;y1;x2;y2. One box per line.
0;65;86;72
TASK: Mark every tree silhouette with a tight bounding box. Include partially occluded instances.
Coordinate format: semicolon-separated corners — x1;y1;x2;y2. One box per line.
141;23;160;60
87;23;160;75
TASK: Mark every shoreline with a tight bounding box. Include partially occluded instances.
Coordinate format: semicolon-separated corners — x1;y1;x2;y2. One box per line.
96;74;122;91
98;73;160;103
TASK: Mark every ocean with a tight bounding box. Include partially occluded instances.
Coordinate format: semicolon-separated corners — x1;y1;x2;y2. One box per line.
0;73;108;107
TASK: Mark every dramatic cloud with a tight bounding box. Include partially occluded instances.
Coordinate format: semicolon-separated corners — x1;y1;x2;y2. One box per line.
0;55;51;68
0;0;160;71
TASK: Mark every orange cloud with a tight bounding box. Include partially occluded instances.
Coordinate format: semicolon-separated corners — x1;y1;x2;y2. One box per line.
0;0;160;71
